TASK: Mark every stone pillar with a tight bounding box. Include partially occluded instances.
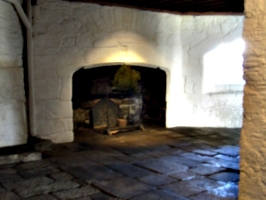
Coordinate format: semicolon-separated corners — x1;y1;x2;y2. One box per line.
239;0;266;199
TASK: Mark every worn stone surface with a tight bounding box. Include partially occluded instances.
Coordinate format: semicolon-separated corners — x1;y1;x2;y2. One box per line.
208;172;239;182
162;180;206;197
2;177;54;191
169;171;197;181
94;177;154;199
0;127;240;199
0;152;42;165
214;145;240;157
194;149;217;156
107;163;154;178
137;174;177;186
190;192;236;200
49;172;73;181
15;180;80;198
18;166;59;179
135;159;188;175
131;190;189;200
0;191;20;200
159;155;202;168
22;194;57;200
188;165;225;175
52;185;99;199
239;2;266;199
62;164;123;183
0;169;22;183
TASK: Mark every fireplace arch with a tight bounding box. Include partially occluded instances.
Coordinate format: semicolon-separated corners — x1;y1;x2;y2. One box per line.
72;63;168;131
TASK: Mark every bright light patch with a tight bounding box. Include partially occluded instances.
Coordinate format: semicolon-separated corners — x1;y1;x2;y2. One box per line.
203;39;245;93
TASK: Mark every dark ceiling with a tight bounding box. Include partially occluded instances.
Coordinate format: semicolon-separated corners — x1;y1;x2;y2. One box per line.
64;0;244;14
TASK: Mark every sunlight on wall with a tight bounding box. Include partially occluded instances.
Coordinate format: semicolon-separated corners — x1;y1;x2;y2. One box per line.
203;38;245;93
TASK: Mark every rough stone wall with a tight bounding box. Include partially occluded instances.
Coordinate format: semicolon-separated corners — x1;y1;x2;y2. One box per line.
175;16;244;127
0;1;27;147
239;0;266;199
33;0;244;143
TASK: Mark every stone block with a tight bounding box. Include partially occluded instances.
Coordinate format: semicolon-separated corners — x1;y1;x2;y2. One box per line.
49;172;73;181
0;123;27;148
138;174;177;186
22;194;57;200
3;177;54;191
43;131;74;144
44;101;72;120
60;78;72;101
18;166;59;179
131;190;188;200
107;163;154;178
0;192;20;200
52;185;99;199
0;152;41;165
94;177;154;199
0;68;25;101
134;159;188;175
15;180;80;198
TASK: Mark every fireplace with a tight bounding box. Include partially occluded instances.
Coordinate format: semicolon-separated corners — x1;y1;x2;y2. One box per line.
72;65;166;131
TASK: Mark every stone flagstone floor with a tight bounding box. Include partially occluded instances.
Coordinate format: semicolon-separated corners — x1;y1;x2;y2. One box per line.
0;125;240;200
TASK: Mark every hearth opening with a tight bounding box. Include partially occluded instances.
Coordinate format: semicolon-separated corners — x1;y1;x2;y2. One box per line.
72;65;167;131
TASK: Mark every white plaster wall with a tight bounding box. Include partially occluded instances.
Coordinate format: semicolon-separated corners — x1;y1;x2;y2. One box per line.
239;0;266;199
33;0;183;142
172;16;245;128
0;1;27;147
33;0;244;143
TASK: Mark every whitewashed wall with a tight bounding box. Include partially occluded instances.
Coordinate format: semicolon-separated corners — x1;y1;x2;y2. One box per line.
0;1;27;147
33;0;244;143
174;16;244;127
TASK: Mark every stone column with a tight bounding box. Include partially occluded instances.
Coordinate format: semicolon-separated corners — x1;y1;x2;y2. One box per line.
239;0;266;199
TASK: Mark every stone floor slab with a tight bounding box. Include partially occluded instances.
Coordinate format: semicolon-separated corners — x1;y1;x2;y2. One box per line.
2;176;54;191
22;194;57;200
159;156;202;168
52;185;99;199
188;165;225;176
62;164;124;183
214;154;240;163
107;163;154;178
15;180;80;198
135;159;188;175
162;181;206;197
93;177;154;199
169;171;197;181
0;173;22;183
137;174;177;186
0;191;20;200
194;149;217;156
213;146;240;157
208;172;239;182
0;126;240;199
131;189;189;200
49;172;73;181
18;166;59;179
189;192;236;200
